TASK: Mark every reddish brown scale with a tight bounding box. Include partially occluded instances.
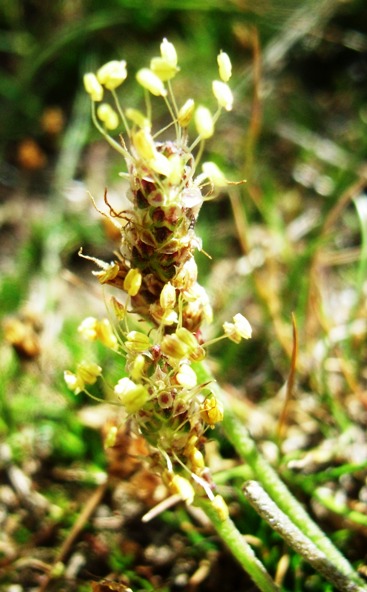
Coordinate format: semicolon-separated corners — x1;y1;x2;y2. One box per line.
135;189;149;209
150;344;161;362
194;329;205;345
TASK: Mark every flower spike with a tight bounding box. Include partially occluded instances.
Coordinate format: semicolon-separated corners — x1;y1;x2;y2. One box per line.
71;39;247;507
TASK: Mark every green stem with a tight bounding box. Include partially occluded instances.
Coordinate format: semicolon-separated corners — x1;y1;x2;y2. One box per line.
243;481;365;592
353;195;367;311
195;362;366;589
196;498;279;592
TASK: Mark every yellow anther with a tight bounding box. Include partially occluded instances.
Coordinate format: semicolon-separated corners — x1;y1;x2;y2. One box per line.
97;60;127;90
160;38;178;67
132;129;172;175
150;152;172;176
123;268;142;296
97;103;119;130
195;106;214;139
136;68;167;96
176;328;205;362
92;261;120;284
166;153;184;185
130;353;146;380
78;317;99;341
212;80;233;112
217;50;232;82
150;303;178;326
77;360;102;385
132;129;157;161
150;56;178;82
125;331;151;352
78;317;118;349
64;370;84;395
200;395;224;425
172;258;198;290
64;361;102;395
202;161;227;187
126;108;151;130
114;377;149;413
170;475;195;505
188;447;205;471
178;98;195;127
83;73;103;102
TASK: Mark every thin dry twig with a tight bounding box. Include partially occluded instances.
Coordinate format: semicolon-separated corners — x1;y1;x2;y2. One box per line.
37;479;109;592
306;170;367;339
276;312;298;441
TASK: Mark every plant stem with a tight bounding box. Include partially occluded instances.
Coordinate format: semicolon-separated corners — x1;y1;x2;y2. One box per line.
243;480;365;592
196;497;279;592
195;363;366;589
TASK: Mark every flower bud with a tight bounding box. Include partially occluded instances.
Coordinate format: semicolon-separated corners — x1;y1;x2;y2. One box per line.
125;331;151;352
123;268;142;296
83;73;103;102
136;68;167;97
97;60;127;90
178;98;195;127
114;377;149;413
202;161;227;187
64;370;84;395
175;364;197;388
92;261;120;284
160;283;176;310
161;333;188;360
65;361;102;395
212;80;233;111
97;103;119;130
176;328;206;362
77;360;102;385
132;129;157;161
195;106;214;139
150;57;178;82
78;317;98;341
223;313;252;343
183;283;213;326
126;108;151;130
217;50;232;82
167;153;184;185
78;317;117;349
130;353;146;380
97;319;118;349
170;475;195;505
150;303;178;326
172;258;198;290
176;327;199;351
233;313;252;339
